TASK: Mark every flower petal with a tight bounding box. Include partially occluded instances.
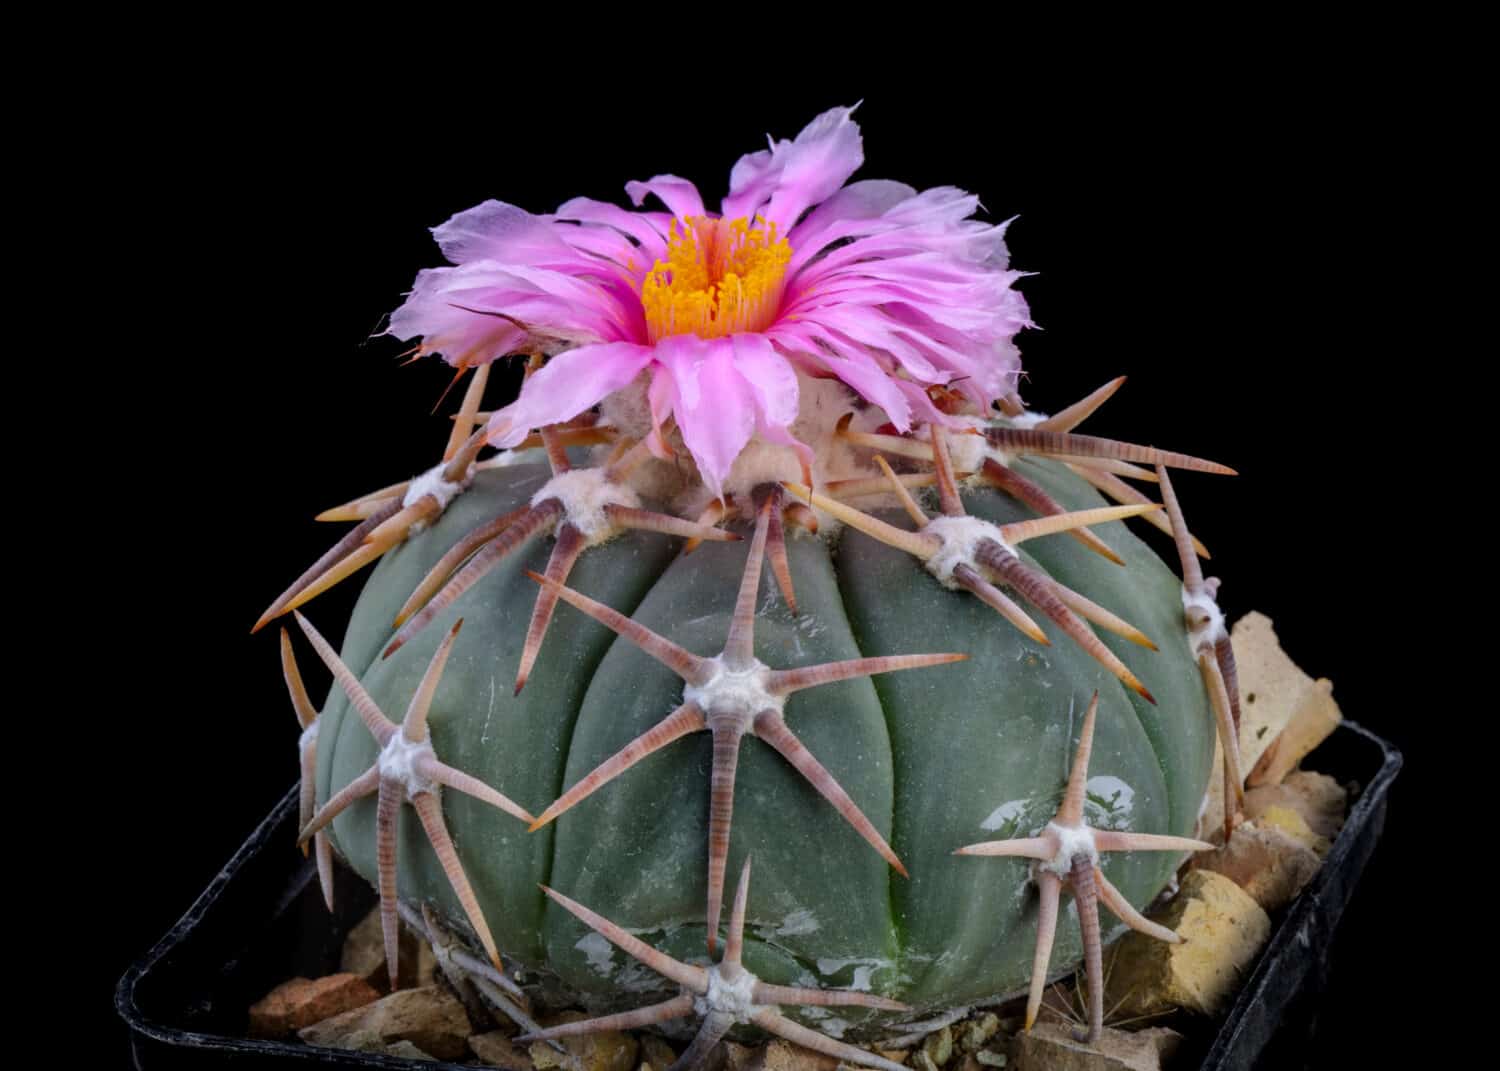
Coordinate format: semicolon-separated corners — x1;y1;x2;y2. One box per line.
723;105;864;230
542;218;647;271
732;333;813;474
431;200;576;265
882;186;985;229
764;321;913;432
792;304;941;382
486;342;655;446
730;333;799;430
788;178;916;247
646;361;677;460
894;379;954;427
386;267;527;367
555;197;671;263
624;175;706;220
722;145;780;222
760;106;865;230
653;336;755;498
441;260;640;343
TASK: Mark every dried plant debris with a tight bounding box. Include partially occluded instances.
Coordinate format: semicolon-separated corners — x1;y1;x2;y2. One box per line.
247;973;381;1040
1011;1021;1181;1071
1198;613;1342;839
1102;871;1272;1021
297;984;473;1060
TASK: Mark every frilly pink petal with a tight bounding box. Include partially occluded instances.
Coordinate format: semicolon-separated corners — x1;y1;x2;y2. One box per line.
640;334;813;489
789;179;918;244
441;274;619;345
723;105;864;229
554;197;670;265
652;336;756;499
731;333;813;476
730;333;799;429
881;186;984;228
431;200;575;265
485;341;655;447
794;305;941;383
386;267;526;367
761;106;865;230
765;321;913;432
624;175;707;220
893;379;955;428
646;362;677;461
721;146;780;222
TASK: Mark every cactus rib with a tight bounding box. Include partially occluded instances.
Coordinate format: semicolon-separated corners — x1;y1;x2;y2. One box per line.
279;628;335;912
954;694;1213;1043
1157;462;1246;838
291;613;534;991
783;425;1163;702
526;499;965;953
385;423;738;692
521;860;909;1071
252;373;495;632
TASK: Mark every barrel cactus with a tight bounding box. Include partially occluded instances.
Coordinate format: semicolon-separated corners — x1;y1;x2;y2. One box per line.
258;105;1242;1062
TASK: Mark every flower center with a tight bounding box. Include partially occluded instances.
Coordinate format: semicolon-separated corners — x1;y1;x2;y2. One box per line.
641;216;792;342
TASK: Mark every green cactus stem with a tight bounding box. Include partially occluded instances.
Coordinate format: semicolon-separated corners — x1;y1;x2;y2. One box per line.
518;859;910;1071
293;613;534;991
273;380;1225;1045
954;692;1212;1042
523;495;967;953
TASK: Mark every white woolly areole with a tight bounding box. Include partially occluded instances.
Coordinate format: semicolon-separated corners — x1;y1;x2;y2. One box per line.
1008;411;1050;429
403;462;472;516
1182;588;1227;651
378;732;438;797
917;414;990;436
922;515;1010;589
682;657;784;721
912;418;992;476
968;417;1027;465
696;964;762;1022
593;375;697;506
298;721;319;757
788;373;888;488
533;469;642;546
944;431;991;474
688;375;895;520
721;440;809;502
483;449;536;469
1039;821;1099;877
598;374;654;441
603;371;896;527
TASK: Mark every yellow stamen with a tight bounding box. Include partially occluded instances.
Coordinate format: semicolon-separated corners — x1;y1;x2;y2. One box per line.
640;216;792;342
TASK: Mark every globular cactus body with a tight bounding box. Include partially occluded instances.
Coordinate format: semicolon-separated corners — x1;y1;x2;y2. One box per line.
313;451;1214;1026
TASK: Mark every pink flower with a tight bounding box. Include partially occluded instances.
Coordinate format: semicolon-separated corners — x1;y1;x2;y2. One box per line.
387;106;1031;495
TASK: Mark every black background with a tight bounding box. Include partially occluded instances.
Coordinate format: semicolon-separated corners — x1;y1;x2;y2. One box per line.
95;59;1447;1066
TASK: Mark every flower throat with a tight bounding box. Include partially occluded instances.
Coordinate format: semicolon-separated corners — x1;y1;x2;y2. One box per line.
641;216;792;342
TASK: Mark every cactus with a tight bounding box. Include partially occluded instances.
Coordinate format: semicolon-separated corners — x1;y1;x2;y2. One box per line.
260;106;1242;1063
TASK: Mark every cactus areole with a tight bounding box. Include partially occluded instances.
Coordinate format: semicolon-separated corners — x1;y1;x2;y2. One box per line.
265;106;1236;1057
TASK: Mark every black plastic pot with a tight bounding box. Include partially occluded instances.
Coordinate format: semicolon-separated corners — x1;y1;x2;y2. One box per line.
117;720;1400;1071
